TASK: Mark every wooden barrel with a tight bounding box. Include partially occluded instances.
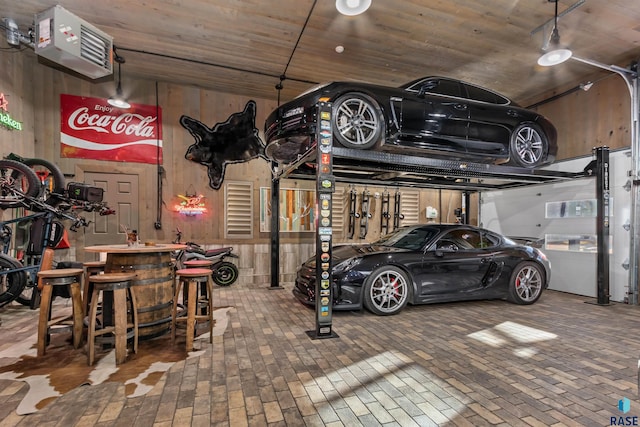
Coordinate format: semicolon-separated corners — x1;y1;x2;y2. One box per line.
105;251;174;340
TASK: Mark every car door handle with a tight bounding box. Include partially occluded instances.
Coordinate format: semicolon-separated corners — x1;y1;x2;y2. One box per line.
454;104;467;110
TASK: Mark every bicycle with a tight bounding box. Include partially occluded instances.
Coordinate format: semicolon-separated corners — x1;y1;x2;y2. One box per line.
0;159;114;307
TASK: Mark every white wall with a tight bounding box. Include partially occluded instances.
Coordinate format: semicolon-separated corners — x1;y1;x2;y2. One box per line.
480;149;631;302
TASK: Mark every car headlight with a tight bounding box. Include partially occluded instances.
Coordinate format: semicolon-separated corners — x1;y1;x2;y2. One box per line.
333;257;362;274
534;248;548;261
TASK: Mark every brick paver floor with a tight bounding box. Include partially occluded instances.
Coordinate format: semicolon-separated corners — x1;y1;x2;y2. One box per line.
0;286;639;426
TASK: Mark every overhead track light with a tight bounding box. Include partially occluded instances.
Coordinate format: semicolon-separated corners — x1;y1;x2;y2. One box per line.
107;48;131;109
336;0;371;16
537;0;572;67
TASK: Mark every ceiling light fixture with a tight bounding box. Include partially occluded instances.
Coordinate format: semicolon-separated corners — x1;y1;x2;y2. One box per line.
537;0;572;67
107;48;131;109
3;18;20;48
336;0;372;16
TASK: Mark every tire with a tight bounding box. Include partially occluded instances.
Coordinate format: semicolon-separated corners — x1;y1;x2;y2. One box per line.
0;254;28;307
332;93;384;150
363;265;410;315
509;123;548;168
0;159;42;209
21;158;66;207
213;261;238;286
15;282;35;307
507;261;544;305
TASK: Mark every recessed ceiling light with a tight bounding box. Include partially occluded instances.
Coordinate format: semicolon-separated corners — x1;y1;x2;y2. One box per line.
336;0;372;16
335;45;344;53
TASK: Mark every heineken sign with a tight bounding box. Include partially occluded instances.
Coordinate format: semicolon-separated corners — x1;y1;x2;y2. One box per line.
0;93;22;131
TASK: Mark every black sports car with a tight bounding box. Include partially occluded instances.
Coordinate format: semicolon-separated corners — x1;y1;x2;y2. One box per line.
293;224;551;315
265;77;557;168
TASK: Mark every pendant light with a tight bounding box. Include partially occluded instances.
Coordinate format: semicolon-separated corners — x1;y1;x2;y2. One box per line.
108;48;131;109
538;0;572;67
336;0;371;16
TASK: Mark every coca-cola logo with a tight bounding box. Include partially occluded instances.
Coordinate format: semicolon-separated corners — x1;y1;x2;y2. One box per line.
67;107;157;137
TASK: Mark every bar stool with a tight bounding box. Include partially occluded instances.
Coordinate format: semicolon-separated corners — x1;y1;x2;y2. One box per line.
183;260;214;301
172;268;213;351
87;272;139;365
82;260;106;317
36;268;84;357
29;248;55;310
183;259;214;268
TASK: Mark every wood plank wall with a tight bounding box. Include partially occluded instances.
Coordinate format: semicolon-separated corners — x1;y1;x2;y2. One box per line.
525;73;631;159
0;48;631;283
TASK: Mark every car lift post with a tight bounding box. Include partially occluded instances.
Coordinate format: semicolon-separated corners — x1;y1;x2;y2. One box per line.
594;146;611;305
307;101;338;339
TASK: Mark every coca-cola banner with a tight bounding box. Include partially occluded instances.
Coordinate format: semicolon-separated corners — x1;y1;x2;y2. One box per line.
60;94;163;164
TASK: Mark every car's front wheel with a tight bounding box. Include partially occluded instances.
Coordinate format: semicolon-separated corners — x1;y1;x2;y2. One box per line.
509;123;548;168
332;93;384;150
507;261;544;304
363;266;410;315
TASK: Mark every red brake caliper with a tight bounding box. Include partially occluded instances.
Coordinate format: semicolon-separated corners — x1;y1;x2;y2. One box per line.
391;275;399;298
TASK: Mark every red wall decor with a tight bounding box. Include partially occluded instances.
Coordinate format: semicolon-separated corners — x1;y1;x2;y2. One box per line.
60;94;163;164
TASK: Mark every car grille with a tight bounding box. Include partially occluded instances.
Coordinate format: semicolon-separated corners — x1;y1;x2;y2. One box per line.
265;114;309;143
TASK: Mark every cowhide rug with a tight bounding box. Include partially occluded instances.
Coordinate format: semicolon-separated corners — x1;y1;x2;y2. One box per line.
0;306;233;415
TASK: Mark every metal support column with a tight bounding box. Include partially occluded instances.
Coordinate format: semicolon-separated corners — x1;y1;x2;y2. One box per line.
595;147;611;305
462;191;471;224
307;102;338;339
270;166;283;289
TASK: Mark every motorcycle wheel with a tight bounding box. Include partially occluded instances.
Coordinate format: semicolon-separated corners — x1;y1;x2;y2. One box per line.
213;261;238;287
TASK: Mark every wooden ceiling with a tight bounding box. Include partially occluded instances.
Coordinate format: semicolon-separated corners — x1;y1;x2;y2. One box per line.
2;0;640;105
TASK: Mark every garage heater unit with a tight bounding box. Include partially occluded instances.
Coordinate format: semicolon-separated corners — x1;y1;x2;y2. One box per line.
34;5;113;79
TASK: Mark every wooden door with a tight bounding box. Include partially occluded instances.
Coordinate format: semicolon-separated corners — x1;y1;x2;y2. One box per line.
82;172;139;249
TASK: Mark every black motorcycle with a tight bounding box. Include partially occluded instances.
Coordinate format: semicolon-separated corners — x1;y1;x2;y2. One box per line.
172;228;239;287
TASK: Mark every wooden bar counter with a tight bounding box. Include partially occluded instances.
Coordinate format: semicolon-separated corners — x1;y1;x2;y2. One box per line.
85;243;185;339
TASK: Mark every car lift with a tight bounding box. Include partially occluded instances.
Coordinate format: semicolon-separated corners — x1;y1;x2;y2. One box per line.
269;103;613;339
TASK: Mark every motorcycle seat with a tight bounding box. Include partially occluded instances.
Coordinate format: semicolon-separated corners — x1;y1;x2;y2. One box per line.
203;247;233;257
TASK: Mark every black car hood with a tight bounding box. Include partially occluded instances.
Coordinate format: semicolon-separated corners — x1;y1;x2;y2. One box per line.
305;244;408;268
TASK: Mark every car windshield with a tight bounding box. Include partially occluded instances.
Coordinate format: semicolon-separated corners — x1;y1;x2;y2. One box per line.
375;227;438;251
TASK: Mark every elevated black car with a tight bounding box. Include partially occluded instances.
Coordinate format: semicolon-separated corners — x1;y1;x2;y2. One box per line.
265;77;557;168
293;224;551;315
